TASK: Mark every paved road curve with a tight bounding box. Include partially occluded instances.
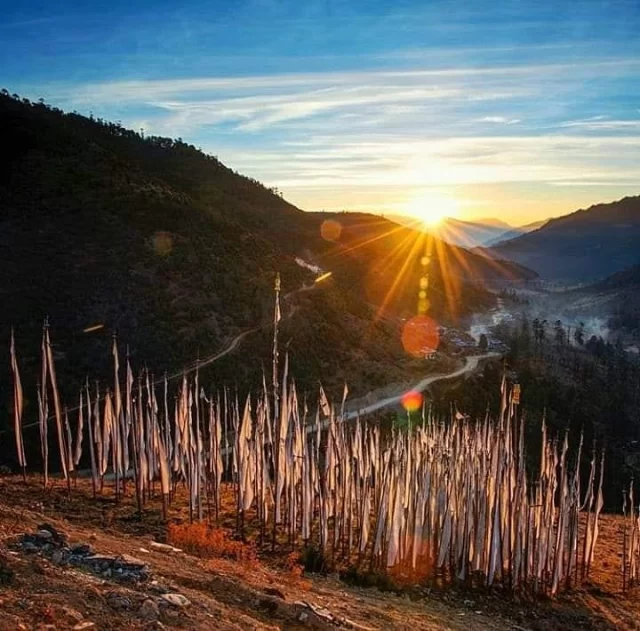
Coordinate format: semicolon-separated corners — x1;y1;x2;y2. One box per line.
343;352;501;421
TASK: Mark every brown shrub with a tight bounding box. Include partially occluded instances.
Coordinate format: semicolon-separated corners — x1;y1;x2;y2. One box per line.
167;522;256;564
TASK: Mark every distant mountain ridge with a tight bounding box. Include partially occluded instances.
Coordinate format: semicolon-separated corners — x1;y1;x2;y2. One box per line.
477;196;640;283
484;218;549;247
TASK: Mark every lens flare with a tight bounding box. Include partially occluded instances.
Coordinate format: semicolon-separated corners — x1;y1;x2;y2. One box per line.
320;219;342;242
83;324;104;333
315;271;333;284
401;390;423;412
401;315;440;358
152;231;173;256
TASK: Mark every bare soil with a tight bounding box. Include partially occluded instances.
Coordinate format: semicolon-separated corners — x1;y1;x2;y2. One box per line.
1;476;638;630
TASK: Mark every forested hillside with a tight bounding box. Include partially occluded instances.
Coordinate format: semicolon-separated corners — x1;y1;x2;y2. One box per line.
481;196;640;283
0;91;532;430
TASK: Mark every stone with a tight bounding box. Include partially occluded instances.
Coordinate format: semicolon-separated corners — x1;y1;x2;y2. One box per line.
298;612;309;622
36;523;65;542
71;544;93;556
86;555;115;565
115;554;146;569
150;542;182;553
20;542;39;553
36;529;53;540
73;623;96;630
161;593;191;608
264;587;285;600
62;606;84;623
107;593;131;610
51;550;65;565
148;582;169;595
163;608;180;620
139;599;160;620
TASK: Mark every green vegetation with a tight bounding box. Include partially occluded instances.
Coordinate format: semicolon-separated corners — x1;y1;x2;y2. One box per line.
432;315;640;510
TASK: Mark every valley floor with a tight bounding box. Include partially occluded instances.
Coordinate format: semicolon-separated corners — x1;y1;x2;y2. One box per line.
0;477;638;630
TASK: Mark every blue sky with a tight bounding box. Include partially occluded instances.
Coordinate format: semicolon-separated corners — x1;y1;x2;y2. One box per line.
2;0;640;224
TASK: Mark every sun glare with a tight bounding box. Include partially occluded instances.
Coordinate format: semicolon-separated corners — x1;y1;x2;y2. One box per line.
404;192;459;228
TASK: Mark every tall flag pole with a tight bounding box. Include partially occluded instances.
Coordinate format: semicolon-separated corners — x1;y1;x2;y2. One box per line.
272;272;282;423
10;328;27;481
45;324;70;489
39;320;50;488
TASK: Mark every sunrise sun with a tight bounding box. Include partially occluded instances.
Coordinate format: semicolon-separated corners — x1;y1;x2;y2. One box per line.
404;192;459;228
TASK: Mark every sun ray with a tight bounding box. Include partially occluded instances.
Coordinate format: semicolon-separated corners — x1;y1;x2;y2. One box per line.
321;219;408;262
434;236;461;320
375;230;426;320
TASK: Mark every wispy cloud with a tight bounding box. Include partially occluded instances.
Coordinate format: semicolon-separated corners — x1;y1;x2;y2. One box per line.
478;116;521;124
17;55;640;223
558;116;640;131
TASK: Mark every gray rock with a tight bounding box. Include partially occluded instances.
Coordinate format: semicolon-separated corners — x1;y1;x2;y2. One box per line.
36;523;65;542
36;530;53;540
20;542;39;553
51;550;65;565
161;593;191;608
139;599;160;620
106;593;131;610
115;554;146;570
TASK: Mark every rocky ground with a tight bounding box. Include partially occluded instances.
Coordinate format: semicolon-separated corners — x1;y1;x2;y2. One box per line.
0;476;639;630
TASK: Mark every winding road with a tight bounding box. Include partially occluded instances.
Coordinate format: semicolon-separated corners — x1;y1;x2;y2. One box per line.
171;279;501;421
164;282;316;381
343;352;501;420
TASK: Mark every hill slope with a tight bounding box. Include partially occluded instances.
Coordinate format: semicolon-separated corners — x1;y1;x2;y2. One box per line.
481;196;640;283
0;476;635;631
571;264;640;338
0;91;532;416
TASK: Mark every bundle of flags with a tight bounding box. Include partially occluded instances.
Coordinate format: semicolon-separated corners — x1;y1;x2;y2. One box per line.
8;324;607;596
622;484;640;591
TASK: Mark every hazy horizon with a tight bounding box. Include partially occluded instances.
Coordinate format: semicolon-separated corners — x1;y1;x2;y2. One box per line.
3;0;639;225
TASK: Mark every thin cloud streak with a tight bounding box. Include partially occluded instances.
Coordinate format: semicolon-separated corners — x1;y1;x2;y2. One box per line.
41;57;640;104
18;55;640;222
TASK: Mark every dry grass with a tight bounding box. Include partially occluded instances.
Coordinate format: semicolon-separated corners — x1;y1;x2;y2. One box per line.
167;521;257;564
